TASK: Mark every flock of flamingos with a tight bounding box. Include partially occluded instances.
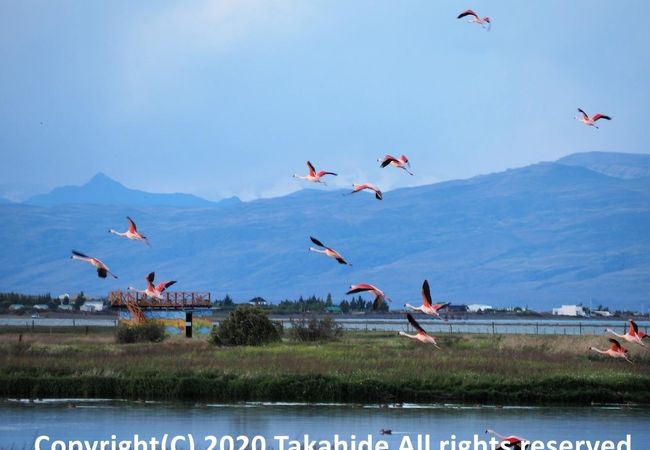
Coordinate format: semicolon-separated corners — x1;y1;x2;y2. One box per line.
61;7;644;448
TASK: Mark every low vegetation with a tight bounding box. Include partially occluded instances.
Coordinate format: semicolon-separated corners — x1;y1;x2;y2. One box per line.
210;306;282;346
288;316;343;342
116;321;166;344
1;329;649;405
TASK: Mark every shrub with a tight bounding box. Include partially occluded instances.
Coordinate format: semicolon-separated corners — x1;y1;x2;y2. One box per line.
210;306;282;346
288;316;342;342
116;321;166;344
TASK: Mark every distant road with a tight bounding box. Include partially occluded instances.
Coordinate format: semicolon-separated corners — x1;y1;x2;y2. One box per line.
2;315;648;336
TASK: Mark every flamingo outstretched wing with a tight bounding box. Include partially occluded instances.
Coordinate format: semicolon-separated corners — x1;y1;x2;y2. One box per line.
457;9;478;19
127;216;137;233
407;313;427;335
307;161;316;177
421;280;432;308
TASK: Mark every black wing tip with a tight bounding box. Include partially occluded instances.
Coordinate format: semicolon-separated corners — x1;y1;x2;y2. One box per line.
71;250;87;257
310;236;324;247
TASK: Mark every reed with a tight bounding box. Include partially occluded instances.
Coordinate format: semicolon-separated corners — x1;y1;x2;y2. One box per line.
1;330;648;405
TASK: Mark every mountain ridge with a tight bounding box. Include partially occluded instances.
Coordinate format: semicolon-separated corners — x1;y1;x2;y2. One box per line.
1;152;649;310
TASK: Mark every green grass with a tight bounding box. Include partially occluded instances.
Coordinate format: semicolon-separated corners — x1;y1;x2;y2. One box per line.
1;329;649;405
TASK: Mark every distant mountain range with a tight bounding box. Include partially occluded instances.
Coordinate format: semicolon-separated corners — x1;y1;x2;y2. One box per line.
0;152;648;311
26;172;240;208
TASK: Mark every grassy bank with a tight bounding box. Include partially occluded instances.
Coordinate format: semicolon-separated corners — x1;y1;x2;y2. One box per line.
1;329;649;405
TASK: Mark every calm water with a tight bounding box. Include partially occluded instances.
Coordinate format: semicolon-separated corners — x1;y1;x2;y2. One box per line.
1;400;648;448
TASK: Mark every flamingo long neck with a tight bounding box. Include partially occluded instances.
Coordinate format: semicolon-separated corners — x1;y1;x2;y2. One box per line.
399;331;418;339
405;304;422;312
486;430;506;441
590;347;607;355
109;229;126;236
606;329;624;338
309;248;326;254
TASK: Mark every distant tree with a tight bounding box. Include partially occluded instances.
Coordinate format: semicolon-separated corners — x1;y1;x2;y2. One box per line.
339;299;350;314
73;291;86;310
222;294;234;307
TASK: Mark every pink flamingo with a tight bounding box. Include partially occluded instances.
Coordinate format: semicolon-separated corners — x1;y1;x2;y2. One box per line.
347;183;383;200
309;236;351;266
575;108;611;129
399;313;440;348
457;9;491;30
109;217;149;246
346;283;391;310
70;250;118;279
378;154;413;176
606;320;647;347
485;430;527;450
129;272;176;300
405;280;450;318
293;161;337;185
590;338;633;364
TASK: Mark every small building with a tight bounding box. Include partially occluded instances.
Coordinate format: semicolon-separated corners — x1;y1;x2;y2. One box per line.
552;305;587;317
592;310;613;317
80;300;105;312
248;297;269;307
8;304;24;311
325;306;342;314
33;304;50;310
467;304;493;312
58;304;73;311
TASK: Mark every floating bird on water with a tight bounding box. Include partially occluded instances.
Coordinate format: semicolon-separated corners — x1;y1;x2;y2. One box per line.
606;320;647;347
70;250;118;279
485;429;526;450
457;9;491;30
378;154;413;175
399;313;440;348
293;161;337;185
590;338;633;364
575;108;611;129
405;280;450;318
309;236;351;266
129;272;176;300
347;183;383;200
109;216;149;246
346;283;390;310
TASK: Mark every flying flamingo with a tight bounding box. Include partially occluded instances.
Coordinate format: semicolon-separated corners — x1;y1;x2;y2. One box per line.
309;236;351;266
485;430;527;450
590;338;633;364
70;250;118;279
128;272;176;300
378;154;413;176
457;9;491;30
347;183;383;200
399;313;440;348
293;161;337;185
575;108;612;129
405;280;450;318
606;320;647;347
346;283;391;310
109;217;149;246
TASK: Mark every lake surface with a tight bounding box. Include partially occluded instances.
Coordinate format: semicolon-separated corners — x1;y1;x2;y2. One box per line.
1;400;647;448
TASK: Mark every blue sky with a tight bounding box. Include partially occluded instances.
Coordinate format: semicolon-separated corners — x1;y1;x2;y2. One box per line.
0;0;648;201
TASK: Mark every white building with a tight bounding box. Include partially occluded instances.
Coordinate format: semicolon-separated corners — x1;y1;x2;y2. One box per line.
33;304;50;310
552;305;587;317
467;304;493;312
592;310;613;317
80;300;105;312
